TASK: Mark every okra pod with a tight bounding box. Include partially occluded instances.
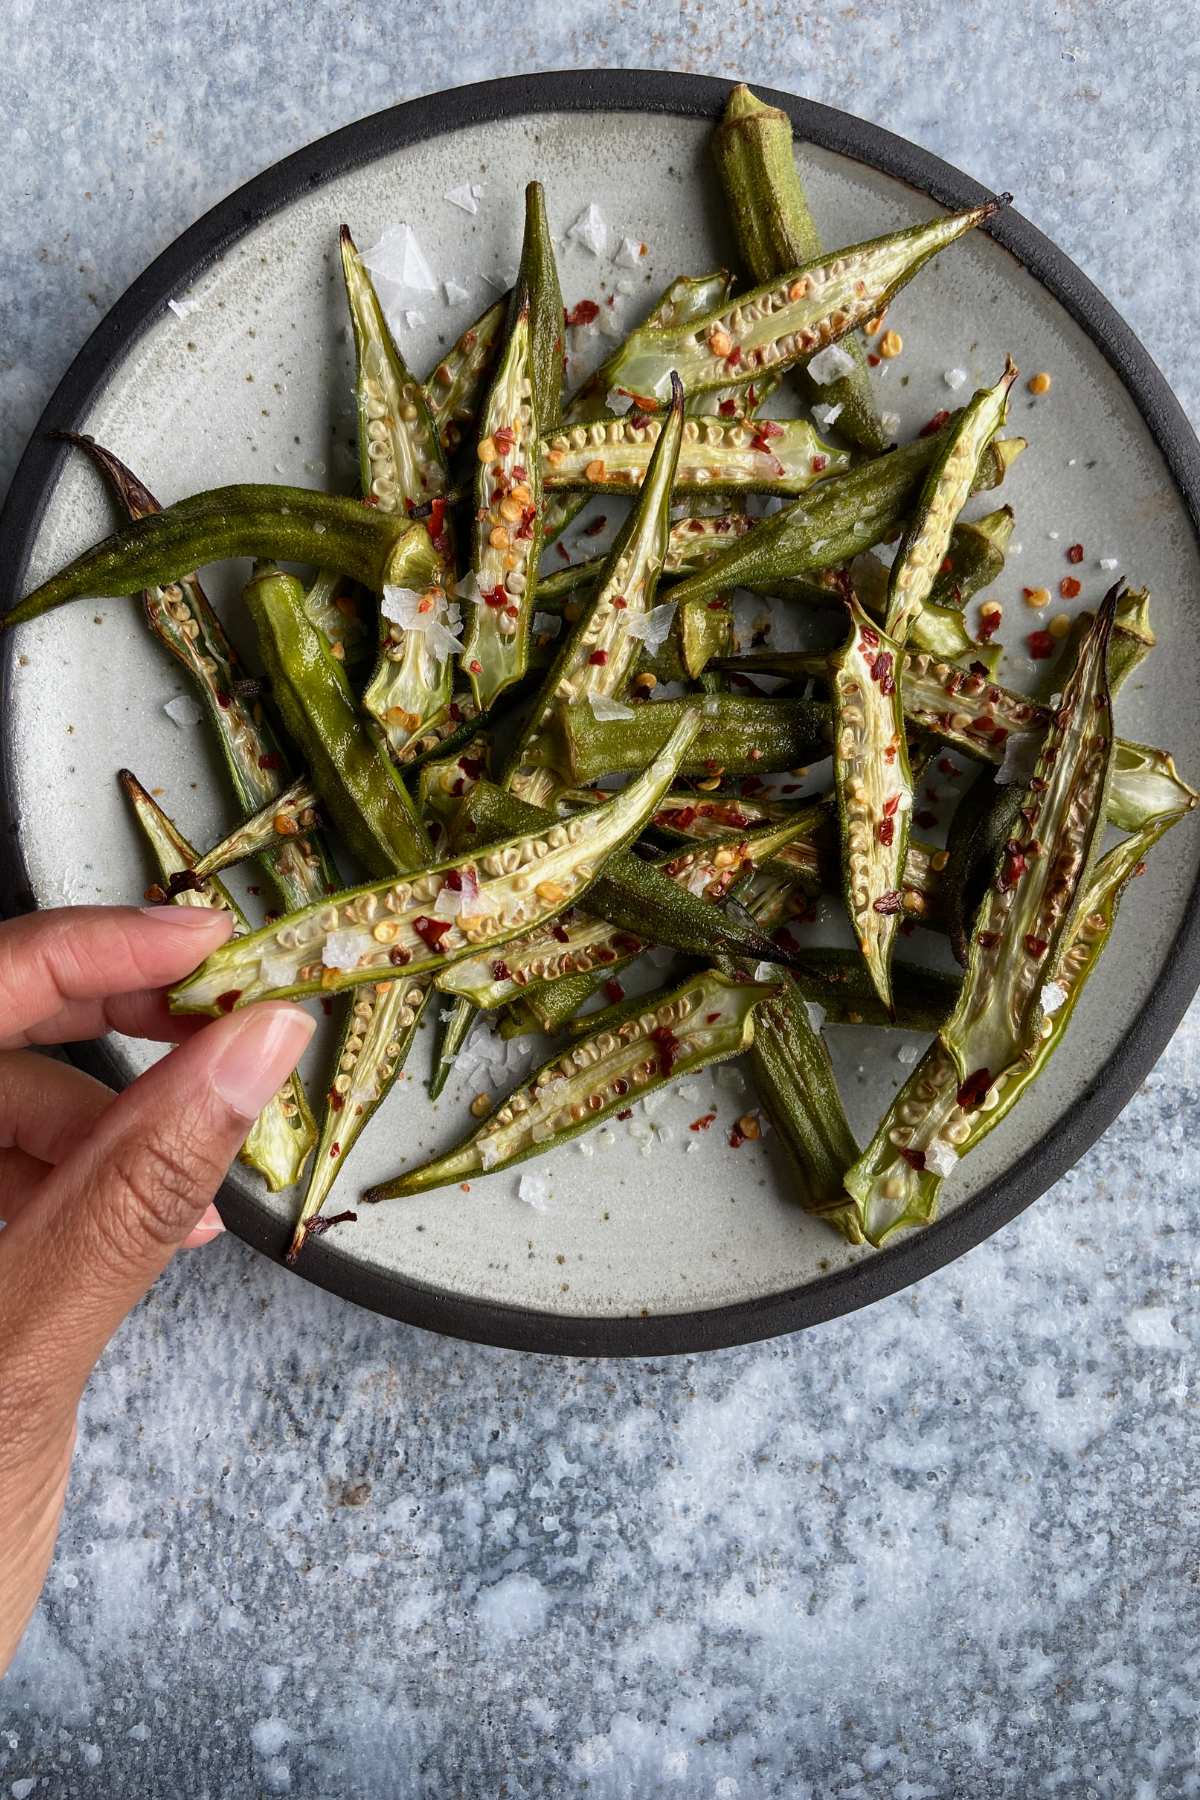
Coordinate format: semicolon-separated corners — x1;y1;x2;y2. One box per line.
428;993;479;1101
666;429;1025;616
417;736;491;826
885;358;1018;642
512;181;565;428
170;711;703;1013
425;294;509;453
748;976;861;1220
537;512;755;609
928;506;1015;610
244;566;429;878
600;199;1006;404
712;84;888;454
191;776;322;883
540;413;848;496
299;568;370;667
365;969;775;1195
459;306;545;710
119;772;316;1192
552;694;831;785
830;599;913;1011
768;947;961;1030
5;485;439;630
57;436;337;913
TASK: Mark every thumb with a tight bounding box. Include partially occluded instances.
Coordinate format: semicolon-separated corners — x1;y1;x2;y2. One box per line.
8;1002;315;1395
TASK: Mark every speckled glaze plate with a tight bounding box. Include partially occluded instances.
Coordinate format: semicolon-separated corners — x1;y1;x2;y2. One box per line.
3;71;1199;1356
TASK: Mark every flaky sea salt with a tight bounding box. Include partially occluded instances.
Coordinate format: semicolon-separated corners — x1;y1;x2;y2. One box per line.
381;584;463;662
518;1173;550;1211
805;1000;826;1034
896;1042;921;1065
623;601;676;655
443;277;470;305
1040;981;1068;1015
167;296;197;320
943;367;968;391
577;1140;594;1158
445;183;483;214
811;402;843;427
880;411;901;438
588;691;635;722
924;1137;959;1178
403;310;425;330
1100;557;1120;571
360;223;437;293
807;343;856;385
479;1137;501;1170
259;954;297;990
163;694;204;728
615;236;645;268
566;202;608;257
322;929;374;972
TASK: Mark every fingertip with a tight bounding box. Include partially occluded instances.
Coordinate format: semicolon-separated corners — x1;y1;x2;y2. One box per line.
206;1002;317;1123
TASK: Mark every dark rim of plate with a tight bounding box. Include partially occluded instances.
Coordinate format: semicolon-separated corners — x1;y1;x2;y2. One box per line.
2;70;1198;1358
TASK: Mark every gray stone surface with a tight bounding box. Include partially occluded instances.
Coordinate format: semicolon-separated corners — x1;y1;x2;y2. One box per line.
2;5;1199;1796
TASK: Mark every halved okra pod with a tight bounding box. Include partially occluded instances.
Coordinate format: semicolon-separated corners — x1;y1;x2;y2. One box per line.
59;436;337;912
839;592;1119;1245
744;976;861;1220
424;293;509;453
712;84;888;453
599;198;1007;404
170;712;703;1014
119;772;317;1192
365;970;777;1195
540;412;848;496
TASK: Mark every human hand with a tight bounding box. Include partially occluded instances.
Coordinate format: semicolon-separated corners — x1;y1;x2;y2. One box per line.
0;905;314;1677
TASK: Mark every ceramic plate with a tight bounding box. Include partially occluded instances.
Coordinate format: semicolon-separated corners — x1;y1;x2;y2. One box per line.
3;72;1199;1356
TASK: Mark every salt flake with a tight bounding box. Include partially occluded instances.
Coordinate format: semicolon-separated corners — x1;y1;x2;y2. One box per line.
943;367;968;391
997;732;1040;786
623;601;676;655
896;1042;921;1065
566;202;608;258
588;691;635;722
518;1173;550;1211
381;584;463;662
804;1000;827;1034
443;278;470;306
167;296;197;321
1100;557;1120;571
807;343;855;385
924;1137;958;1178
615;236;646;269
811;402;843;427
445;184;481;215
163;694;204;728
360;223;437;293
403;310;425;330
1040;980;1068;1015
322;929;374;972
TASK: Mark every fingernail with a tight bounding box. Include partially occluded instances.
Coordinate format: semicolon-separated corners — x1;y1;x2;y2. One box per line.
210;1004;316;1121
139;903;229;928
185;1204;226;1246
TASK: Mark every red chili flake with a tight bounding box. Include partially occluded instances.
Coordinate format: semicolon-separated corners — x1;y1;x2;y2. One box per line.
616;1107;633;1121
650;1024;682;1076
719;397;738;416
412;916;451;952
1028;630;1055;660
362;494;380;507
588;649;609;666
870;650;894;692
387;945;412;966
611;595;627;609
739;775;766;797
427;497;449;553
859;623;880;649
215;990;242;1014
549;923;570;944
707;598;726;611
449;777;465;797
872;891;903;915
328;1090;345;1113
565;299;600;328
811;454;829;474
582;515;608;537
603;979;625;1004
1060;576;1081;599
613;934;643;954
555;543;571;564
493;425;516;455
878;817;895;846
690;1112;718;1132
663;805;695;830
899;1147;927;1171
884;743;898;764
920;409;951;438
726;345;742;368
1067;543;1084;564
867;352;881;367
491;960;511;980
940;555;954;575
883;794;901;817
257;752;283;772
728;1120;748;1148
459;754;485;780
687;518;706;534
215;691;232;709
481;584;507;609
510;462;526;481
513;505;537;541
957;1068;993;1111
448;702;463;722
1000;845;1027;889
938;758;958;776
745;383;760;408
977;608;1002;642
704;1011;723;1024
1024;934;1048;958
914;809;938;830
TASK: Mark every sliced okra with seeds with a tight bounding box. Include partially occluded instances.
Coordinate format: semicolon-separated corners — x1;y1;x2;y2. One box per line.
299;567;370;667
844;806;1180;1247
364;970;776;1195
428;993;480;1102
459;307;544;710
885;358;1018;643
928;506;1016;610
713;85;888;454
831;599;913;1011
537;512;755;610
417;734;492;827
553;693;831;785
191;775;322;884
743;974;861;1222
170;712;703;1014
600;199;1007;404
57;436;337;912
5;483;439;630
119;771;316;1192
504;374;686;805
289;976;433;1261
541;412;848;497
424;293;509;452
245;565;429;879
667;428;1025;616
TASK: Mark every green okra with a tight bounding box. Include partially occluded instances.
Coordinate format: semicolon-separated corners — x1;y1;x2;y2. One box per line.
170;712;704;1014
552;694;831;785
599;198;1007;404
245;565;429;879
119;771;316;1193
940;772;1024;967
5;485;439;631
760;947;961;1031
429;993;479;1101
425;293;510;453
191;776;322;884
540;413;848;497
927;506;1015;610
365;969;776;1196
712;83;888;454
512;181;565;427
746;975;861;1221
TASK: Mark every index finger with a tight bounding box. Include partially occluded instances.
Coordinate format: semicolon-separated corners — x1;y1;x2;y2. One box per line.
0;906;233;1043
